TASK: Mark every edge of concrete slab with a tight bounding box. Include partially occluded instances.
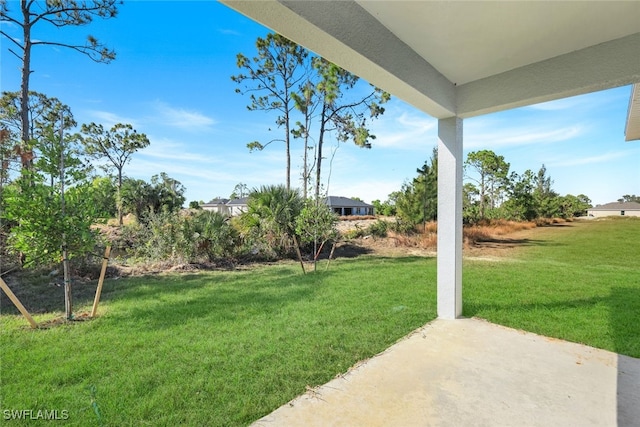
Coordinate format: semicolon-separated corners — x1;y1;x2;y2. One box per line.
252;318;640;427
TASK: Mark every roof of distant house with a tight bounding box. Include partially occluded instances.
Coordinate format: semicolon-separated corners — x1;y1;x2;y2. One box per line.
227;197;249;206
588;202;640;211
204;198;229;205
324;196;373;208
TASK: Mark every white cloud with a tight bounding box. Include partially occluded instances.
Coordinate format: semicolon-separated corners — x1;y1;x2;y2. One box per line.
369;110;437;150
151;100;216;131
127;139;289;202
465;120;585;150
218;28;241;36
547;150;633;167
524;88;629;112
137;136;221;164
87;110;139;128
128;157;237;182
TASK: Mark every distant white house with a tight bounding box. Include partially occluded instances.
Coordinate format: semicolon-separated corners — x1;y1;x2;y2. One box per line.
226;197;249;216
201;195;373;217
587;202;640;218
201;198;230;215
200;197;249;216
201;197;248;216
325;196;374;216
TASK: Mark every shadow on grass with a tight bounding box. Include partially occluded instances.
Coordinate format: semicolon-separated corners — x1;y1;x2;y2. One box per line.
104;256;434;329
0;247;335;314
99;266;329;329
472;237;566;249
611;287;640;426
0;256;435;326
610;287;640;356
464;290;640;358
0;244;373;317
0;271;215;316
331;243;374;258
466;287;640;424
326;255;435;274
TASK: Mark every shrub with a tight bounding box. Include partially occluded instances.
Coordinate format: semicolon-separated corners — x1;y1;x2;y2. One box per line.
366;219;388;238
115;210;238;264
389;219;415;234
191;210;238;261
343;226;365;240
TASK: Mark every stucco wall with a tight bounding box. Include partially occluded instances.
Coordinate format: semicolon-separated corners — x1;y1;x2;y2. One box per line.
587;209;640;218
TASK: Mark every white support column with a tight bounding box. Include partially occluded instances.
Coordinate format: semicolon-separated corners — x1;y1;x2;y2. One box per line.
437;117;463;319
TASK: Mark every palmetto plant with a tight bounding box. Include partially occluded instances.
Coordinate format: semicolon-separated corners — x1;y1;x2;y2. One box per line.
243;184;306;272
245;184;301;251
192;210;237;261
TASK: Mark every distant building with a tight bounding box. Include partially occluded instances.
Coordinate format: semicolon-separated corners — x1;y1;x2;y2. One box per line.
201;198;230;215
587;202;640;218
200;195;373;217
226;197;249;216
325;196;374;216
201;197;248;216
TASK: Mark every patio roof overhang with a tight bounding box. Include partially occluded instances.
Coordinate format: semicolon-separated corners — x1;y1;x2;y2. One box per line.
220;0;640;318
221;1;640;119
626;84;640;141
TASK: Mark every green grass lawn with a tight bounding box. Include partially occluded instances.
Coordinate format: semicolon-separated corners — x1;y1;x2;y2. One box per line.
1;217;639;426
463;217;640;358
0;257;436;426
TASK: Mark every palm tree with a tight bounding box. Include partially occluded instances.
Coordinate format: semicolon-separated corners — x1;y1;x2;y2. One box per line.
244;184;306;272
193;210;237;261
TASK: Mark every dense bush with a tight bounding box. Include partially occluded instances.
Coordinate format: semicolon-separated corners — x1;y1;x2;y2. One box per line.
295;200;339;255
118;210;238;264
237;185;303;260
366;219;389;238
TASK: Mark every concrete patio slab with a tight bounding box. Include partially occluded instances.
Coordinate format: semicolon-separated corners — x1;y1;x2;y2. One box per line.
252;318;640;427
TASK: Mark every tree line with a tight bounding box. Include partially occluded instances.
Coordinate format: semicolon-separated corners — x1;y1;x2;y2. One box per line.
0;89;177;264
232;33;390;199
1;2;381;278
372;148;593;228
0;1;610;319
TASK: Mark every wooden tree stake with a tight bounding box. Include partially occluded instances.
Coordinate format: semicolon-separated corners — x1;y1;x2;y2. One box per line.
91;245;111;317
0;277;37;328
292;235;306;274
325;242;337;271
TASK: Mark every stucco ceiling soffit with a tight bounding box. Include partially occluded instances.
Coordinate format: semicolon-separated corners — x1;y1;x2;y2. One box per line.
357;1;640;86
457;32;640;118
221;0;457;118
221;0;640;120
626;84;640;142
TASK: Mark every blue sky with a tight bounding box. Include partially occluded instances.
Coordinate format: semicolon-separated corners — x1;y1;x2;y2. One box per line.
2;1;638;206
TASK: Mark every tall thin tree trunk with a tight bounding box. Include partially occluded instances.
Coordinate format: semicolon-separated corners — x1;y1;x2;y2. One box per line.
303;86;314;199
59;117;72;320
283;80;292;192
19;0;32;169
302;134;308;199
117;169;123;226
285;110;291;191
480;174;486;219
315;104;328;201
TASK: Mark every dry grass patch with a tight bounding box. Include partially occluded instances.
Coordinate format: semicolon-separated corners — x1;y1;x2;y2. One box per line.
387;230;437;249
387;219;550;250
